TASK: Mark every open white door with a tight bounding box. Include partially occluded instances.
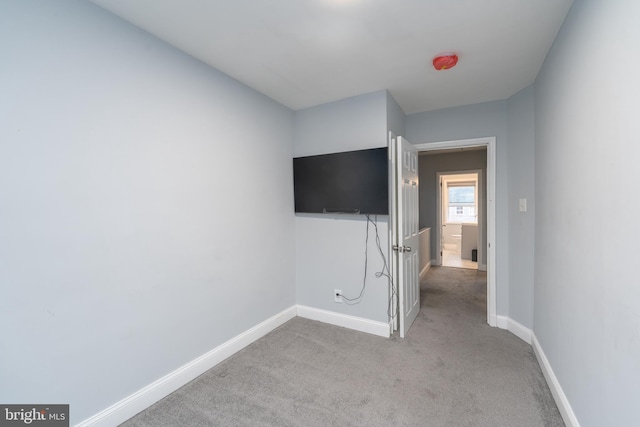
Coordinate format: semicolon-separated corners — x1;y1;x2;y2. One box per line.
438;175;445;266
392;136;420;338
389;133;399;333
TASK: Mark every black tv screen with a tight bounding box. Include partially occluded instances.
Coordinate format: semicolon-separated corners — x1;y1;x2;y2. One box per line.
293;147;389;215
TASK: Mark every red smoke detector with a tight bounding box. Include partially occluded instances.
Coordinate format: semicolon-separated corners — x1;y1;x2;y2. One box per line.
432;54;459;70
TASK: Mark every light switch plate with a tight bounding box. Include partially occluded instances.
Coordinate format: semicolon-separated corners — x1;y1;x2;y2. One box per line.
519;198;527;212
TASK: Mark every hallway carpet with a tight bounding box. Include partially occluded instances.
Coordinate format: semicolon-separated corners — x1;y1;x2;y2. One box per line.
121;267;563;426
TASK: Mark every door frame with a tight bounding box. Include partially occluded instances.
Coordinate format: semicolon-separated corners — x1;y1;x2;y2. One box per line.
413;137;497;327
436;169;483;269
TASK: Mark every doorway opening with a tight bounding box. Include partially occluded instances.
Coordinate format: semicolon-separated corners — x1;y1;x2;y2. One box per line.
412;137;497;327
438;171;480;270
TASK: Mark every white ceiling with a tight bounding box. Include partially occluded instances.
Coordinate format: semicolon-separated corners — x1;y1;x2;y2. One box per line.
91;0;573;114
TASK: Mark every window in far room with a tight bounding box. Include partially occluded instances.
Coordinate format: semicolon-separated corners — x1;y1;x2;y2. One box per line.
446;183;477;224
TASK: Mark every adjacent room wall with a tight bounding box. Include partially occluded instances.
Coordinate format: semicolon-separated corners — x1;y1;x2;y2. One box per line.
418;150;487;265
294;91;391;324
418;228;431;278
0;1;296;424
405;101;510;316
534;1;640;425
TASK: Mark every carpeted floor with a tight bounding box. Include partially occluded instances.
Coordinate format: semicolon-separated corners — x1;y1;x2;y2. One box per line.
121;267;563;426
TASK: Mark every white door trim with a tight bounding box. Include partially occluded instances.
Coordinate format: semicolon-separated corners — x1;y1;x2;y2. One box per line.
413;137;497;327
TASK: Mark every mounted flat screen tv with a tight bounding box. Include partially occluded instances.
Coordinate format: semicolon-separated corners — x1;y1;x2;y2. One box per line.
293;147;389;215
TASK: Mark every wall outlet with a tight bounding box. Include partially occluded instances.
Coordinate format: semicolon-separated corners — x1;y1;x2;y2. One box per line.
334;289;343;303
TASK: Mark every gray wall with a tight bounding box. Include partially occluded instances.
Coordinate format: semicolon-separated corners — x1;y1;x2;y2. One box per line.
0;1;296;424
418;151;487;265
506;86;535;330
386;90;406;138
534;1;640;425
294;91;390;323
405;101;510;316
293;90;387;157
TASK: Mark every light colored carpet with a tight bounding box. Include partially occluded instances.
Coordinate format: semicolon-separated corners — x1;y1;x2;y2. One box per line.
121;267;563;426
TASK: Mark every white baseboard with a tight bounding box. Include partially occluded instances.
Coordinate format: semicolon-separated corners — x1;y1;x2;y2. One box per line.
419;260;432;280
75;306;297;427
532;334;580;427
496;315;532;344
296;305;390;338
479;263;487;271
488;313;497;328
